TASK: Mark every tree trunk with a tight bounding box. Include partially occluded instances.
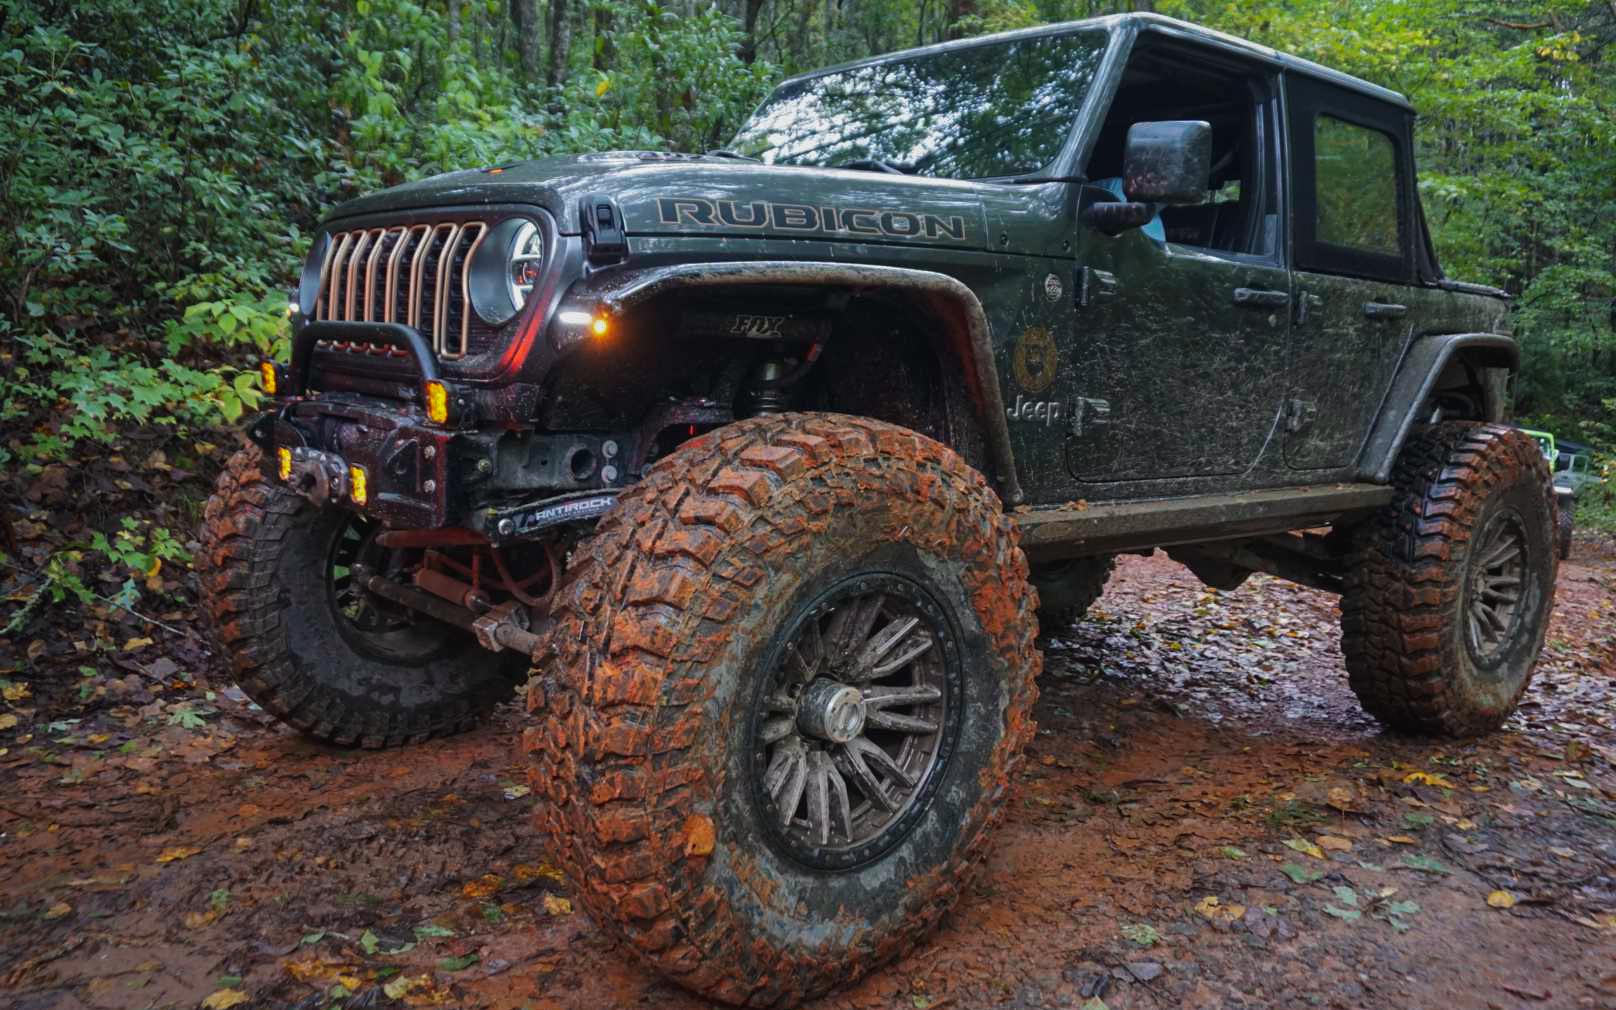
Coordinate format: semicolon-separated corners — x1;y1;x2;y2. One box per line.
546;0;573;88
592;6;614;72
447;0;461;42
511;0;540;81
739;0;765;63
944;0;975;39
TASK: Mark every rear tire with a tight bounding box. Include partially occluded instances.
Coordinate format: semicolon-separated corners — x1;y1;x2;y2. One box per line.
526;414;1039;1006
1031;556;1114;628
198;448;525;747
1340;423;1556;737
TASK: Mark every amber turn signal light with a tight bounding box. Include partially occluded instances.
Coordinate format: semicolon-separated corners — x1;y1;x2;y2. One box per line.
348;464;368;506
424;380;448;425
276;447;292;481
591;314;610;338
259;361;278;395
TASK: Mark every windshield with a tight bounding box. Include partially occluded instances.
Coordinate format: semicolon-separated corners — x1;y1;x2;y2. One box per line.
728;29;1109;180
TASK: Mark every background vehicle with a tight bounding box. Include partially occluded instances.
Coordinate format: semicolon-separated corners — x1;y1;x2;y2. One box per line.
198;13;1556;1005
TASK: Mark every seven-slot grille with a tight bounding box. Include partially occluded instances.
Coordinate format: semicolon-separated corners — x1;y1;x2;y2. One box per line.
313;221;490;361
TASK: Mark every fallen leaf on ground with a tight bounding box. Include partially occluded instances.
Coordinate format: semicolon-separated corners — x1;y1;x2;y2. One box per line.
437;953;479;972
1194;896;1245;922
155;846;202;863
1404;771;1454;788
384;974;425;999
0;714;18;730
512;863;565;885
122;637;154;652
461;874;502;898
201;989;250;1009
44;902;71;919
542;894;572;916
1382;835;1418;845
1284;838;1326;859
1487;890;1517;909
1280;862;1323;884
1317;835;1353;852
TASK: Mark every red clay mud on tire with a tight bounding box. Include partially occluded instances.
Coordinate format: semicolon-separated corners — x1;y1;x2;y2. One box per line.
525;413;1040;1007
1340;422;1557;737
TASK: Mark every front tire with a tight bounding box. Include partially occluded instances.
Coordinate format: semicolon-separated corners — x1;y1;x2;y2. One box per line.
197;448;526;747
1340;423;1556;737
527;414;1039;1006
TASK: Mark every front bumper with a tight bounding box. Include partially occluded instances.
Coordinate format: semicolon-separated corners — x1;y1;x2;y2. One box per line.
247;395;453;528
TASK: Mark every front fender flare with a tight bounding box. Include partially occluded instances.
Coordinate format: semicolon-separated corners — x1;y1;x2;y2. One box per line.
1356;332;1519;484
548;260;1025;505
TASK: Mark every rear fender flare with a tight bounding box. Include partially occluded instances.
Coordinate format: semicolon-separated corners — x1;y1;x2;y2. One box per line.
1356;332;1519;484
547;260;1025;504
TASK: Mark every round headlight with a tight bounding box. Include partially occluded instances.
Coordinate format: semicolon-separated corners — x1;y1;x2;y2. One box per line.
297;232;331;317
469;217;544;326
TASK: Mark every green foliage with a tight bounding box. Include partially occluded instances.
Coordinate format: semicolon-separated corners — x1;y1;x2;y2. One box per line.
0;0;1610;480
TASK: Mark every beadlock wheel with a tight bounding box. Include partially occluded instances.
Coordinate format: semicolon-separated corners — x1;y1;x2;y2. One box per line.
527;413;1039;1007
748;572;962;870
1341;422;1556;737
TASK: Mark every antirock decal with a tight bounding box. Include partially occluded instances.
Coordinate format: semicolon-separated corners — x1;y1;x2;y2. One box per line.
656;198;970;243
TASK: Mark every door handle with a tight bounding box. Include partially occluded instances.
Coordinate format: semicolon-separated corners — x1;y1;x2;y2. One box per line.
1363;302;1407;320
1233;288;1290;309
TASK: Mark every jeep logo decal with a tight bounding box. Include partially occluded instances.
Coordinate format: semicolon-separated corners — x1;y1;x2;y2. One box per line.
657;198;969;243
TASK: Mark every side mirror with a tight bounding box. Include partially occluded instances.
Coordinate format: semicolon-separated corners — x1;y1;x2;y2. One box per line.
1122;120;1212;205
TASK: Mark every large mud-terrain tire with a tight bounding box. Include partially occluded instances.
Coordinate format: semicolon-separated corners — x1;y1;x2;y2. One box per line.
198;447;525;747
527;414;1039;1007
1031;556;1115;628
1557;500;1574;561
1341;423;1556;737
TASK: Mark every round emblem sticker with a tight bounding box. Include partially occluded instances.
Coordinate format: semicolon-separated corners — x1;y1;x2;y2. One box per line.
1011;326;1058;395
1043;273;1064;303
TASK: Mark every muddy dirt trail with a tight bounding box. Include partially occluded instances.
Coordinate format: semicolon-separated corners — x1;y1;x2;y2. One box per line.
4;546;1614;1010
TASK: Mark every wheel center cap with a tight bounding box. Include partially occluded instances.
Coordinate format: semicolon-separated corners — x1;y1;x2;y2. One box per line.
798;679;866;744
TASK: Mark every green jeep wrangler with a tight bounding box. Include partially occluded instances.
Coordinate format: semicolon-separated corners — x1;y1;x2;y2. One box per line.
199;13;1557;1005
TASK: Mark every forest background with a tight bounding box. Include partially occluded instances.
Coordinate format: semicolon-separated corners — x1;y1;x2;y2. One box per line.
2;0;1614;634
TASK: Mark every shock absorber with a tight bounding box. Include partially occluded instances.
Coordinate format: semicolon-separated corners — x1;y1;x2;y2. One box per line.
744;340;824;415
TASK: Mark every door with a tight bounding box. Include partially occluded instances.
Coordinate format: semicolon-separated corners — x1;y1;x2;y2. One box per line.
1283;76;1420;470
1064;41;1289;482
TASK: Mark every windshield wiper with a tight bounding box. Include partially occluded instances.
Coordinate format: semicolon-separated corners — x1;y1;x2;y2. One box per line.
836;158;915;175
704;149;760;161
1003;173;1089;185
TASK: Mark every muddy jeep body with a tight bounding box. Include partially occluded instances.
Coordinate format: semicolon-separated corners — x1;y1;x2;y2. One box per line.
206;13;1555;1006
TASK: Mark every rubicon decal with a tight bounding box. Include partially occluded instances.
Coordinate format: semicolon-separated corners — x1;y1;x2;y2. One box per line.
656;198;971;243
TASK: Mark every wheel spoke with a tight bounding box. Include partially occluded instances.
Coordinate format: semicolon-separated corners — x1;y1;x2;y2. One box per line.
849;615;919;678
865;709;939;735
838;741;895;811
862;684;944;709
827;593;885;668
848;736;915;789
805;751;833;846
864;634;935;680
1479;534;1522;569
758;716;795;745
773;748;809;828
786;618;825;682
762;691;797;714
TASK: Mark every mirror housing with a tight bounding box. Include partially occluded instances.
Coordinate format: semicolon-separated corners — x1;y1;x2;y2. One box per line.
1123;120;1212;205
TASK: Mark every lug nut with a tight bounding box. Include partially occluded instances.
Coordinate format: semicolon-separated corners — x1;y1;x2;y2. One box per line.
497;518;515;536
602;464;619;483
602;440;618;459
423;479;436;493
